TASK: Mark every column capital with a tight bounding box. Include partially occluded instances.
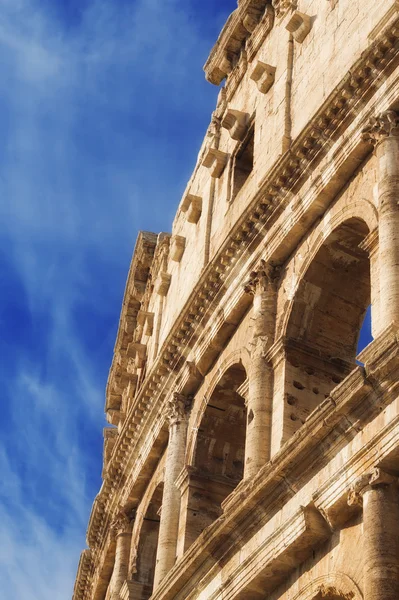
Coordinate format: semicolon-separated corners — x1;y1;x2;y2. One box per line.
110;509;135;537
347;468;398;507
164;392;192;427
243;260;280;296
362;110;399;147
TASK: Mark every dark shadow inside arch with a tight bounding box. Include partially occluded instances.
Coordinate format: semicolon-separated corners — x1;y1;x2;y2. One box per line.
188;363;247;544
284;217;371;437
133;482;163;599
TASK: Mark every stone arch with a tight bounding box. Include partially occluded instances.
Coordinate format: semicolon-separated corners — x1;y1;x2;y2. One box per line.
187;347;250;466
292;573;363;600
278;200;376;342
178;359;247;553
129;460;165;598
272;213;372;448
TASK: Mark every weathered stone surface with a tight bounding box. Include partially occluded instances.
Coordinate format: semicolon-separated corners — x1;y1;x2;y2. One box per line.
73;2;399;600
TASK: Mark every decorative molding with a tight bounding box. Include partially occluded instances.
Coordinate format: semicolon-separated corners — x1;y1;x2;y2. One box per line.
362;109;399;146
203;148;229;178
286;11;312;43
164;392;192;426
110;510;134;537
221;109;250;140
250;61;276;94
359;228;379;257
181;193;203;224
243;259;280;295
72;549;93;600
348;467;398;507
292;574;363;600
170;235;186;262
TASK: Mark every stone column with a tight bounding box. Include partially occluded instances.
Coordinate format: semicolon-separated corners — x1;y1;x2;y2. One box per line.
362;110;399;330
110;511;133;600
348;468;399;600
243;260;278;478
153;393;191;589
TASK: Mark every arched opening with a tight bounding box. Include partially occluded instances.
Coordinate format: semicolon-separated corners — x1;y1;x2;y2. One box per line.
133;482;163;599
179;363;247;552
280;218;371;441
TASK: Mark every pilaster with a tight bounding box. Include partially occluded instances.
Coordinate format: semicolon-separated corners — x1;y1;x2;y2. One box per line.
348;468;399;600
153;393;192;589
242;260;279;477
362;110;399;333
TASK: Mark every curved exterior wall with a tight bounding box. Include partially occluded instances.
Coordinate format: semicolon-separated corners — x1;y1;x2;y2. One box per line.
74;2;399;600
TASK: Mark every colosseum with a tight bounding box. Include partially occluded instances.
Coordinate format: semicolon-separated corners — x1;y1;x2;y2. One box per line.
73;1;399;599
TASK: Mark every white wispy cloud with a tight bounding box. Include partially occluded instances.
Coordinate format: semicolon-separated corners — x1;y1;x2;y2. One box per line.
0;0;230;597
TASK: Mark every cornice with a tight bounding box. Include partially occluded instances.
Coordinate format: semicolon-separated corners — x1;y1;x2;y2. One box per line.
203;1;272;85
72;549;93;600
105;231;157;420
83;13;399;595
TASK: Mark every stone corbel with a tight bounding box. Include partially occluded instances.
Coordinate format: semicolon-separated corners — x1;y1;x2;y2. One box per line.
124;315;136;335
222;109;250;141
127;342;147;368
137;310;154;336
286;11;312;43
272;0;298;18
170;235;186;262
203;147;229;178
250;61;276;94
181;193;202;224
155;272;171;297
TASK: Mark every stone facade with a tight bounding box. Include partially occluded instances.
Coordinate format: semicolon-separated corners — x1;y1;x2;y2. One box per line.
73;1;399;599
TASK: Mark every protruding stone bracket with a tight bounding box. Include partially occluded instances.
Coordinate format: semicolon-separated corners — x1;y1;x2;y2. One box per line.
137;310;154;336
250;61;276;94
127;342;147;368
222;109;250;141
170;235;186;262
181;193;203;224
286;11;312;43
203;147;229;178
272;0;298;18
155;272;172;297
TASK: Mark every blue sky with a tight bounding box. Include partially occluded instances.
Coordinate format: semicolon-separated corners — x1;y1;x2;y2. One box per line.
0;0;234;597
0;1;372;598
